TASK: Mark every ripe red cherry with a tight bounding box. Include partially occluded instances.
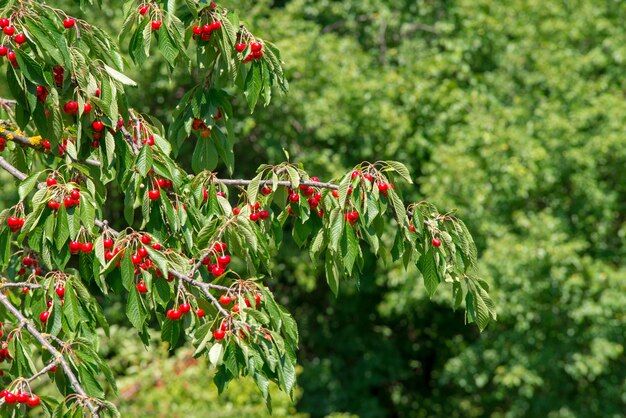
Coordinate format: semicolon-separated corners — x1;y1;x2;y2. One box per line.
81;242;93;253
213;242;227;252
70;188;80;200
0;18;9;28
42;140;51;150
141;235;151;245
56;286;65;298
103;238;114;249
137;246;148;258
180;303;191;314
3;26;15;36
148;189;160;200
27;395;40;407
192;25;202;35
63;196;75;208
232;304;240;313
4;392;17;404
131;254;142;264
91;120;104;132
104;251;114;261
213;329;226;340
22;286;29;294
83;102;92;113
377;182;388;193
219;294;231;305
151;20;162;30
289;193;300;203
46;177;57;186
217;255;231;267
235;43;247;52
251;42;262;52
144;135;155;146
410;225;416;233
211;265;225;276
195;308;205;318
202;24;212;33
261;186;272;195
0;46;7;56
17;391;29;403
250;212;259;222
164;179;172;189
7;216;20;228
48;200;60;211
69;241;81;254
139;5;150;15
210;20;221;31
432;238;441;247
346;211;359;224
14;33;25;44
166;309;181;320
39;311;50;323
136;281;147;294
151;243;162;250
0;389;8;398
63;101;78;114
259;209;269;220
63;18;75;28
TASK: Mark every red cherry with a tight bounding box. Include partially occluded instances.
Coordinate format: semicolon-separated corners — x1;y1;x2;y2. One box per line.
251;42;262;52
70;189;80;200
217;255;231;267
48;200;60;211
219;294;231;305
136;281;147;294
347;211;359;224
148;189;160;200
144;135;155;146
201;31;211;41
410;225;416;233
216;191;225;197
69;241;82;254
46;177;57;186
212;242;227;252
137;246;148;258
250;212;260;222
3;26;15;36
81;242;93;253
14;33;25;44
0;46;7;56
151;243;162;250
141;235;151;245
56;287;65;298
261;186;272;195
104;251;114;261
289;193;300;203
432;238;441;247
27;395;40;407
192;25;202;35
39;311;50;323
63;196;74;208
0;18;9;28
195;308;205;318
211;265;225;276
255;294;261;305
202;24;212;33
83;102;92;113
139;5;150;15
103;238;114;249
63;18;75;29
17;391;29;403
91;120;104;132
235;43;247;52
6;50;15;62
131;254;142;264
259;209;269;220
213;329;226;340
164;179;172;189
377;182;389;193
180;303;191;314
49;365;57;373
151;20;162;30
0;389;8;398
42;139;51;150
232;207;241;215
95;87;101;97
4;392;17;404
210;20;221;31
166;309;181;320
22;286;29;294
202;187;209;200
232;304;240;313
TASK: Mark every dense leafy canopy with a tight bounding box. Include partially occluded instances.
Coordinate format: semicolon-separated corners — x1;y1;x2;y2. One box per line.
0;0;495;417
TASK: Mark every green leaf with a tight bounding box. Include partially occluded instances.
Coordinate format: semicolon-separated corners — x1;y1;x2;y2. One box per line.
63;279;82;331
18;171;41;201
126;286;145;330
104;64;137;86
136;144;153;177
244;62;262;112
418;249;440;297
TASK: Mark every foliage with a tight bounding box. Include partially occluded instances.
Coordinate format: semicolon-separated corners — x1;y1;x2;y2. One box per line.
0;0;492;417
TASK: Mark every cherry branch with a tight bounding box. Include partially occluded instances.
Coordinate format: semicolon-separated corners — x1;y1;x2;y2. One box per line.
0;291;102;417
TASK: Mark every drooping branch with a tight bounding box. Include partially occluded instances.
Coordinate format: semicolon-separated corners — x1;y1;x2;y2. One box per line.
0;291;101;417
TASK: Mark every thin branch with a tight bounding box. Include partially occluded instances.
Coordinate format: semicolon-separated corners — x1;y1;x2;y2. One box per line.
0;292;101;417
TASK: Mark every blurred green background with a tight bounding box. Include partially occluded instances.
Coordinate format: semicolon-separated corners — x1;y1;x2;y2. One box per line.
1;0;625;417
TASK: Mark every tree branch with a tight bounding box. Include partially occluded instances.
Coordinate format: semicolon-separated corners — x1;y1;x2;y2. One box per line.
0;292;101;417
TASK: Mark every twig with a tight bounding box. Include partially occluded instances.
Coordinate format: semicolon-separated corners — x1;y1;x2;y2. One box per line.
0;292;101;417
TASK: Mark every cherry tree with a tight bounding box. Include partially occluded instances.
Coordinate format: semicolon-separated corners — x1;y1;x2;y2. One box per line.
0;0;495;416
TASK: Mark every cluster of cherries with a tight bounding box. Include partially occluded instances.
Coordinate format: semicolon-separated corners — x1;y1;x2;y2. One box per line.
201;241;230;277
192;110;223;138
0;389;40;407
62;100;93;116
18;255;43;279
6;216;24;233
68;240;93;255
191;19;222;41
0;17;24;67
103;234;163;276
235;41;264;63
213;292;262;340
165;302;204;321
239;202;269;222
148;176;174;201
45;177;82;211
